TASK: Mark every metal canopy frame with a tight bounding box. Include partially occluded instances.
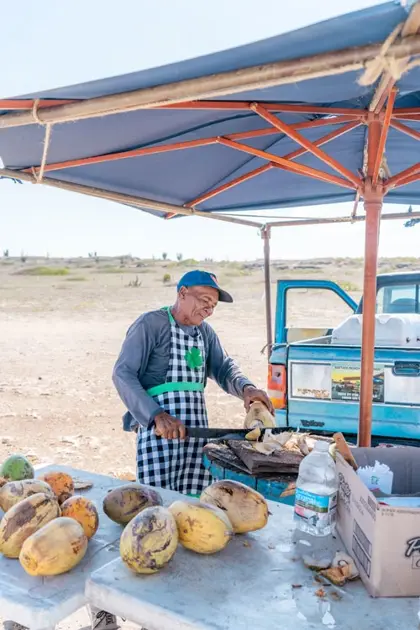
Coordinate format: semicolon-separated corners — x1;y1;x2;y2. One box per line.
2;3;420;447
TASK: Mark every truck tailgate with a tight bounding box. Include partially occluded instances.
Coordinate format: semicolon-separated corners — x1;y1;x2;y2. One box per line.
285;343;420;440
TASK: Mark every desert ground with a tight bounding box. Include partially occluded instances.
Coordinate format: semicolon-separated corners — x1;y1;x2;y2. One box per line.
1;254;419;477
0;254;419;629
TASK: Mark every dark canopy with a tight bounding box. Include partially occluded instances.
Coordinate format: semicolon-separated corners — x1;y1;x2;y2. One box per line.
1;1;420;219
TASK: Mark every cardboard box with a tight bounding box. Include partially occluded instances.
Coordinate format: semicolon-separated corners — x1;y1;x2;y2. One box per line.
336;446;420;597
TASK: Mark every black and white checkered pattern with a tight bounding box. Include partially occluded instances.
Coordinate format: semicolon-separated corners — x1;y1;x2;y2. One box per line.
136;314;213;494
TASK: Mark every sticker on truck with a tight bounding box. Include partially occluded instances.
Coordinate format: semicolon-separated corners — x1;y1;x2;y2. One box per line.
331;363;384;403
290;361;385;403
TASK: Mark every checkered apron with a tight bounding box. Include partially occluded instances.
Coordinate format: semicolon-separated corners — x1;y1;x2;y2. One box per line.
136;309;213;494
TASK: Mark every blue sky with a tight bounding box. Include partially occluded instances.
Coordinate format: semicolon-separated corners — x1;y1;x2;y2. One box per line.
1;0;419;261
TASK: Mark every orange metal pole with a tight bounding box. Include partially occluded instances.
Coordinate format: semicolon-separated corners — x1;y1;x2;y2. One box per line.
251;103;361;187
387;162;420;189
386;171;420;190
392;107;420;116
27;138;216;174
372;77;396;115
391;120;420;140
358;120;383;448
184;164;273;209
285;121;360;161
165;164;273;219
390;119;420;142
392;115;420;123
217;137;357;190
28;116;359;175
359;193;382;447
180;120;360;214
287;115;360;128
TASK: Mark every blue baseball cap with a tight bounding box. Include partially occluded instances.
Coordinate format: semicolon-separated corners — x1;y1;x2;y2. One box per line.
177;270;233;303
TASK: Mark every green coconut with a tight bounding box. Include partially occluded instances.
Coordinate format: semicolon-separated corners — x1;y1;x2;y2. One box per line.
0;455;34;481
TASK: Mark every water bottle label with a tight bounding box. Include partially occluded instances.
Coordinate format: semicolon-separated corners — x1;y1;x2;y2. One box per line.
294;488;337;530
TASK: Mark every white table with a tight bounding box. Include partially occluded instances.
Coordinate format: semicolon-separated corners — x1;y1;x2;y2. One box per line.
86;500;420;630
0;465;124;630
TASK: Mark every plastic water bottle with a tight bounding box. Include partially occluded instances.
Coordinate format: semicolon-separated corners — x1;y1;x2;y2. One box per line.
293;440;338;568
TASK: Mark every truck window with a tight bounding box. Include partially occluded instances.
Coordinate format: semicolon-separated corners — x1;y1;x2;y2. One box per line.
287;288;356;330
376;284;419;314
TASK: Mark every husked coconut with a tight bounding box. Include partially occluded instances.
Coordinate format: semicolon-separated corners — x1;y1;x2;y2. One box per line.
169;499;233;554
0;493;60;558
60;496;99;539
200;480;268;534
38;472;74;504
103;484;163;525
120;506;178;574
244;401;275;430
0;479;54;512
19;517;88;576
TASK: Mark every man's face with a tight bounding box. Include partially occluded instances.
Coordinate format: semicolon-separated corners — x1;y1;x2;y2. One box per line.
179;285;219;325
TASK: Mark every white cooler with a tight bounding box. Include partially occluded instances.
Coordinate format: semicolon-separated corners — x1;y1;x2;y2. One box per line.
331;314;420;347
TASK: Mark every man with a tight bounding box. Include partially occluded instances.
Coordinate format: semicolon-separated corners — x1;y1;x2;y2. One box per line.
113;270;274;494
83;272;273;630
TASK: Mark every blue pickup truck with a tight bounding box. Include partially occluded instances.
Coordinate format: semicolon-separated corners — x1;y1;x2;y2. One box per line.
268;272;420;443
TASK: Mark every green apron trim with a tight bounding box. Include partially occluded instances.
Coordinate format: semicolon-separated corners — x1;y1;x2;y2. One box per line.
164;306;175;325
147;381;205;397
147;308;204;396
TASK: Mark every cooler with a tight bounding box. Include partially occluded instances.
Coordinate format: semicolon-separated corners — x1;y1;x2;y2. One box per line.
331;314;420;347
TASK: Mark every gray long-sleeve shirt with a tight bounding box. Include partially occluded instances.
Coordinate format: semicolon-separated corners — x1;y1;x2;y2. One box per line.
113;308;254;430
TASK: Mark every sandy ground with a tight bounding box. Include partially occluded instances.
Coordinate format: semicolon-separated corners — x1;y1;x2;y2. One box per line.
0;255;413;629
0;256;368;477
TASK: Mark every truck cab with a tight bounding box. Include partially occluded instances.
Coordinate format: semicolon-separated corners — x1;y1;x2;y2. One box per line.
268;272;420;443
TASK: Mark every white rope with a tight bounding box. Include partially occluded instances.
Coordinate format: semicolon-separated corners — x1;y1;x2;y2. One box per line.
402;56;420;73
36;123;52;183
31;98;43;125
31;99;53;183
358;22;408;86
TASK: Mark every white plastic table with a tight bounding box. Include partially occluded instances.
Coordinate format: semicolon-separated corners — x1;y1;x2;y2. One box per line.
0;465;124;630
86;500;420;630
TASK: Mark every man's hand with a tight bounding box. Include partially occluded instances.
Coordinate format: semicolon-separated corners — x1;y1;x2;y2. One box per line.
243;385;275;415
154;412;186;440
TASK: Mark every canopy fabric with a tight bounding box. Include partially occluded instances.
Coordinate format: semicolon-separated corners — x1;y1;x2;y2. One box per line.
1;1;420;218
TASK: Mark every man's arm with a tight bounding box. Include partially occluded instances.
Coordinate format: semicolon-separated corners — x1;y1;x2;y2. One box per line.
206;326;274;413
112;316;163;429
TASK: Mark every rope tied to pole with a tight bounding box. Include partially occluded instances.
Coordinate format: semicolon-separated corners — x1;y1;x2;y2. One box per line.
359;21;420;86
31;99;52;183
